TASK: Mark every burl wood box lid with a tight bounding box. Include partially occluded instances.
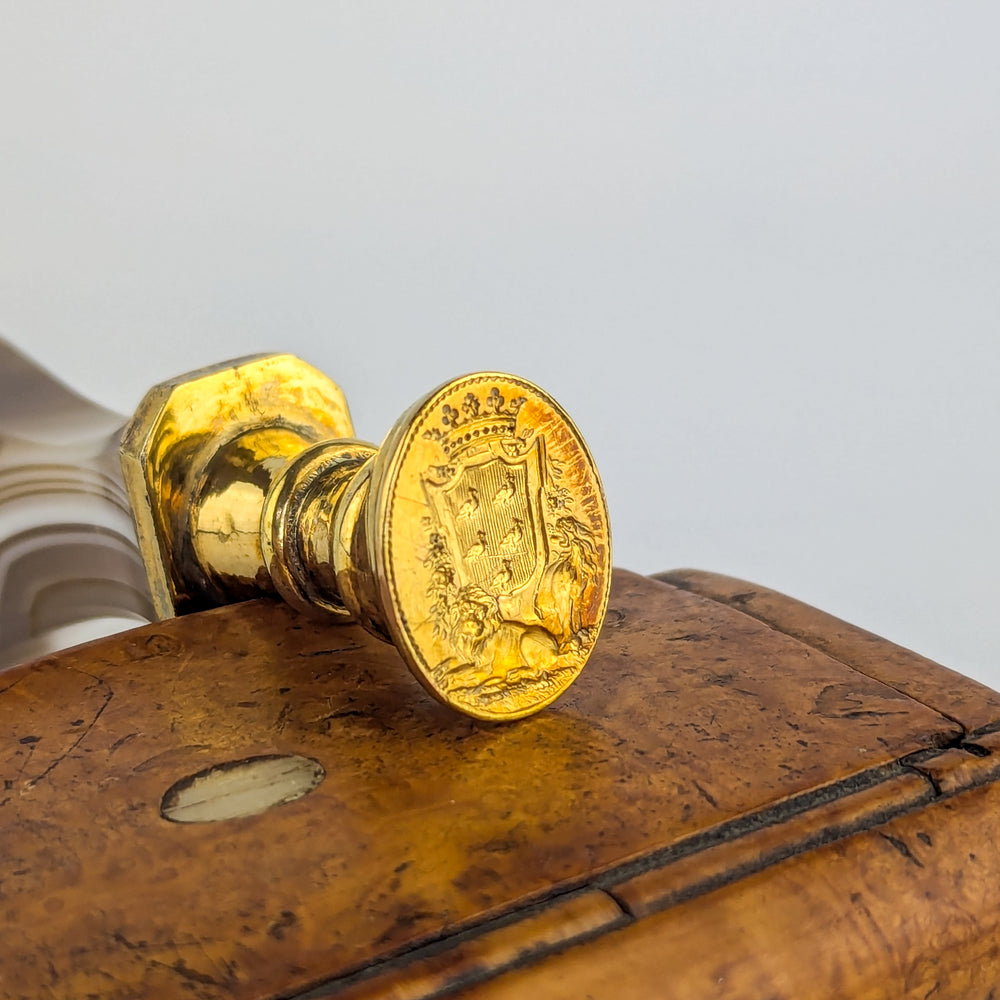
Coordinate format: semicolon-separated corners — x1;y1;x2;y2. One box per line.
3;569;1000;999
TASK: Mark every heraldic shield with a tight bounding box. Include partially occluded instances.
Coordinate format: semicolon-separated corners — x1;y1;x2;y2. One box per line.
424;438;548;623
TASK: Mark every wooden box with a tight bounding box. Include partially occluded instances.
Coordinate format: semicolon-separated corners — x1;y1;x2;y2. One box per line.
3;568;1000;999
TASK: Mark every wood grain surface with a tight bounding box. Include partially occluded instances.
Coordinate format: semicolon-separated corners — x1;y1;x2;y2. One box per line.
453;778;1000;1000
657;568;1000;732
0;569;996;1000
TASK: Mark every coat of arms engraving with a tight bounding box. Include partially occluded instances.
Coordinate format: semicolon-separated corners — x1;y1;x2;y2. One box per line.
419;386;601;713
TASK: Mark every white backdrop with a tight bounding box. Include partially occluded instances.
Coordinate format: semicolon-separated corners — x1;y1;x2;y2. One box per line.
1;4;997;687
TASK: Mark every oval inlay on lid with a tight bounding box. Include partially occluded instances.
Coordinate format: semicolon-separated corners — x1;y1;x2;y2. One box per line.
161;754;325;823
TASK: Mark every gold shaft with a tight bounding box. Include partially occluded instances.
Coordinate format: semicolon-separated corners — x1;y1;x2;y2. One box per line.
190;427;314;606
262;440;379;625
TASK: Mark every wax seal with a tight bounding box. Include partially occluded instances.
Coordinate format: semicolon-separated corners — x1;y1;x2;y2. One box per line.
122;357;610;720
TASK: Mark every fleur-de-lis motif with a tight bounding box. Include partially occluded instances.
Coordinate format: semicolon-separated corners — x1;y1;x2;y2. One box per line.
485;387;505;414
461;393;480;417
441;404;461;427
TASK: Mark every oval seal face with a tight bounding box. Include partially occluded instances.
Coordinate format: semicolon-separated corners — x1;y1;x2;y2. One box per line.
371;373;611;721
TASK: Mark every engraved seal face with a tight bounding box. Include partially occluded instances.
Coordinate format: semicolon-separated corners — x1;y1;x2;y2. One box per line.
370;374;611;721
